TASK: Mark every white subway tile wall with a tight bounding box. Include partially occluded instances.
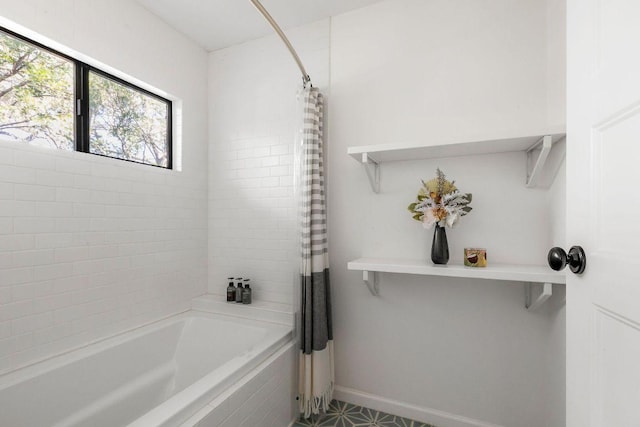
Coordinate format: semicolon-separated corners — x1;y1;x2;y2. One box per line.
0;142;208;375
0;0;209;374
207;19;330;307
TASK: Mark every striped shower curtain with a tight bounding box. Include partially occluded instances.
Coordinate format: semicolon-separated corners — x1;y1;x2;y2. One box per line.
298;86;334;418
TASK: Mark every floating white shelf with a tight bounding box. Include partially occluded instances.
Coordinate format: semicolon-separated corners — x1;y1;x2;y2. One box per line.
347;131;566;192
347;257;566;311
347;257;565;283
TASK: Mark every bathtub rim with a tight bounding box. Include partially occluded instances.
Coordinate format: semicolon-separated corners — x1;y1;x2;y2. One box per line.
0;309;293;391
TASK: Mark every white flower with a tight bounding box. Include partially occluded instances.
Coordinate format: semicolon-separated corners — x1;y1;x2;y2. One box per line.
422;209;438;228
445;211;459;228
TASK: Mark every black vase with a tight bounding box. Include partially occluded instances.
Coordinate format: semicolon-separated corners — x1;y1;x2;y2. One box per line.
431;224;449;265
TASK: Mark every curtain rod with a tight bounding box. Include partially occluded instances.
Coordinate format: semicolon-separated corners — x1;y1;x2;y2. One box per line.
249;0;311;86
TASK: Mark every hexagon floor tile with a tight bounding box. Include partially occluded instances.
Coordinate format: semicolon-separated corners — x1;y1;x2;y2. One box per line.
292;400;435;427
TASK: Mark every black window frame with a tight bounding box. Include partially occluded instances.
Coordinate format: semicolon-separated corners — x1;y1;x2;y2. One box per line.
0;26;173;169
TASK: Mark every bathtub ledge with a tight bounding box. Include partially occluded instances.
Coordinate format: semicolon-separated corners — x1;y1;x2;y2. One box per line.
191;294;294;326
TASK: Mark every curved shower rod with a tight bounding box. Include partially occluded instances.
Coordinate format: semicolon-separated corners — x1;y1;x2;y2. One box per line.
249;0;312;86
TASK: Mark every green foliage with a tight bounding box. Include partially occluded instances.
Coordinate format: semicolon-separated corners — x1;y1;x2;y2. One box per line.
89;72;169;167
0;31;74;149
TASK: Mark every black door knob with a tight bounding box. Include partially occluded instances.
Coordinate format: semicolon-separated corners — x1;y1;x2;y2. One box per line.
548;246;586;274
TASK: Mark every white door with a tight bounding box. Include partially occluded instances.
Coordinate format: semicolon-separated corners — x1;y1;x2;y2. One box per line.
567;0;640;426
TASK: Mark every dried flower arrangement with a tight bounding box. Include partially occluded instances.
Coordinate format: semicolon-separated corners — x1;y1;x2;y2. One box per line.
407;168;472;228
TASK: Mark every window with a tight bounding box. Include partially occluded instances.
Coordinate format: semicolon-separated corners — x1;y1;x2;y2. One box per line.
0;27;172;168
88;71;171;168
0;30;74;150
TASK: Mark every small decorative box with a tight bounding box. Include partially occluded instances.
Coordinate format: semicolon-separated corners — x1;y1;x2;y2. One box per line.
464;248;487;267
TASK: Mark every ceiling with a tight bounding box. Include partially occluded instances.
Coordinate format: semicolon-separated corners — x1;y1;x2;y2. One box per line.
136;0;384;51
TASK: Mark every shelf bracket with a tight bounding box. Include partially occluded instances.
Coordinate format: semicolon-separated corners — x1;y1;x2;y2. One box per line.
361;153;380;193
525;135;553;188
525;282;552;311
362;270;379;296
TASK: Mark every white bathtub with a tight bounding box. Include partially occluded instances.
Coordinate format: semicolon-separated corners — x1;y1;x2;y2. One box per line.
0;311;293;427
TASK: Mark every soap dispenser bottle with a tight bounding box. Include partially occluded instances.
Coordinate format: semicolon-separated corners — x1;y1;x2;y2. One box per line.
242;279;252;304
226;278;235;302
235;278;244;303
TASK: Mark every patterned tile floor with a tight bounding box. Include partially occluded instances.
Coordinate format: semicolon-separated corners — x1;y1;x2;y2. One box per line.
292;400;435;427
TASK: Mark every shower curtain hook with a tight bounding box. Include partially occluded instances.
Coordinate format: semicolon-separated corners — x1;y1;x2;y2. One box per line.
302;74;311;89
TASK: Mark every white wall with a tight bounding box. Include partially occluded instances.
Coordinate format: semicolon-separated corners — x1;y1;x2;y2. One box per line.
205;0;566;424
206;1;566;424
327;1;566;426
545;157;566;427
207;20;330;307
0;0;209;374
0;0;567;425
544;1;568;425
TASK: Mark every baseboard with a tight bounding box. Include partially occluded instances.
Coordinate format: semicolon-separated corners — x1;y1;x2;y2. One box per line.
333;386;504;427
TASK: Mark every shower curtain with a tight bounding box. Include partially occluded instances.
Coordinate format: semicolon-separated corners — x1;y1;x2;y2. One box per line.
298;86;334;418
